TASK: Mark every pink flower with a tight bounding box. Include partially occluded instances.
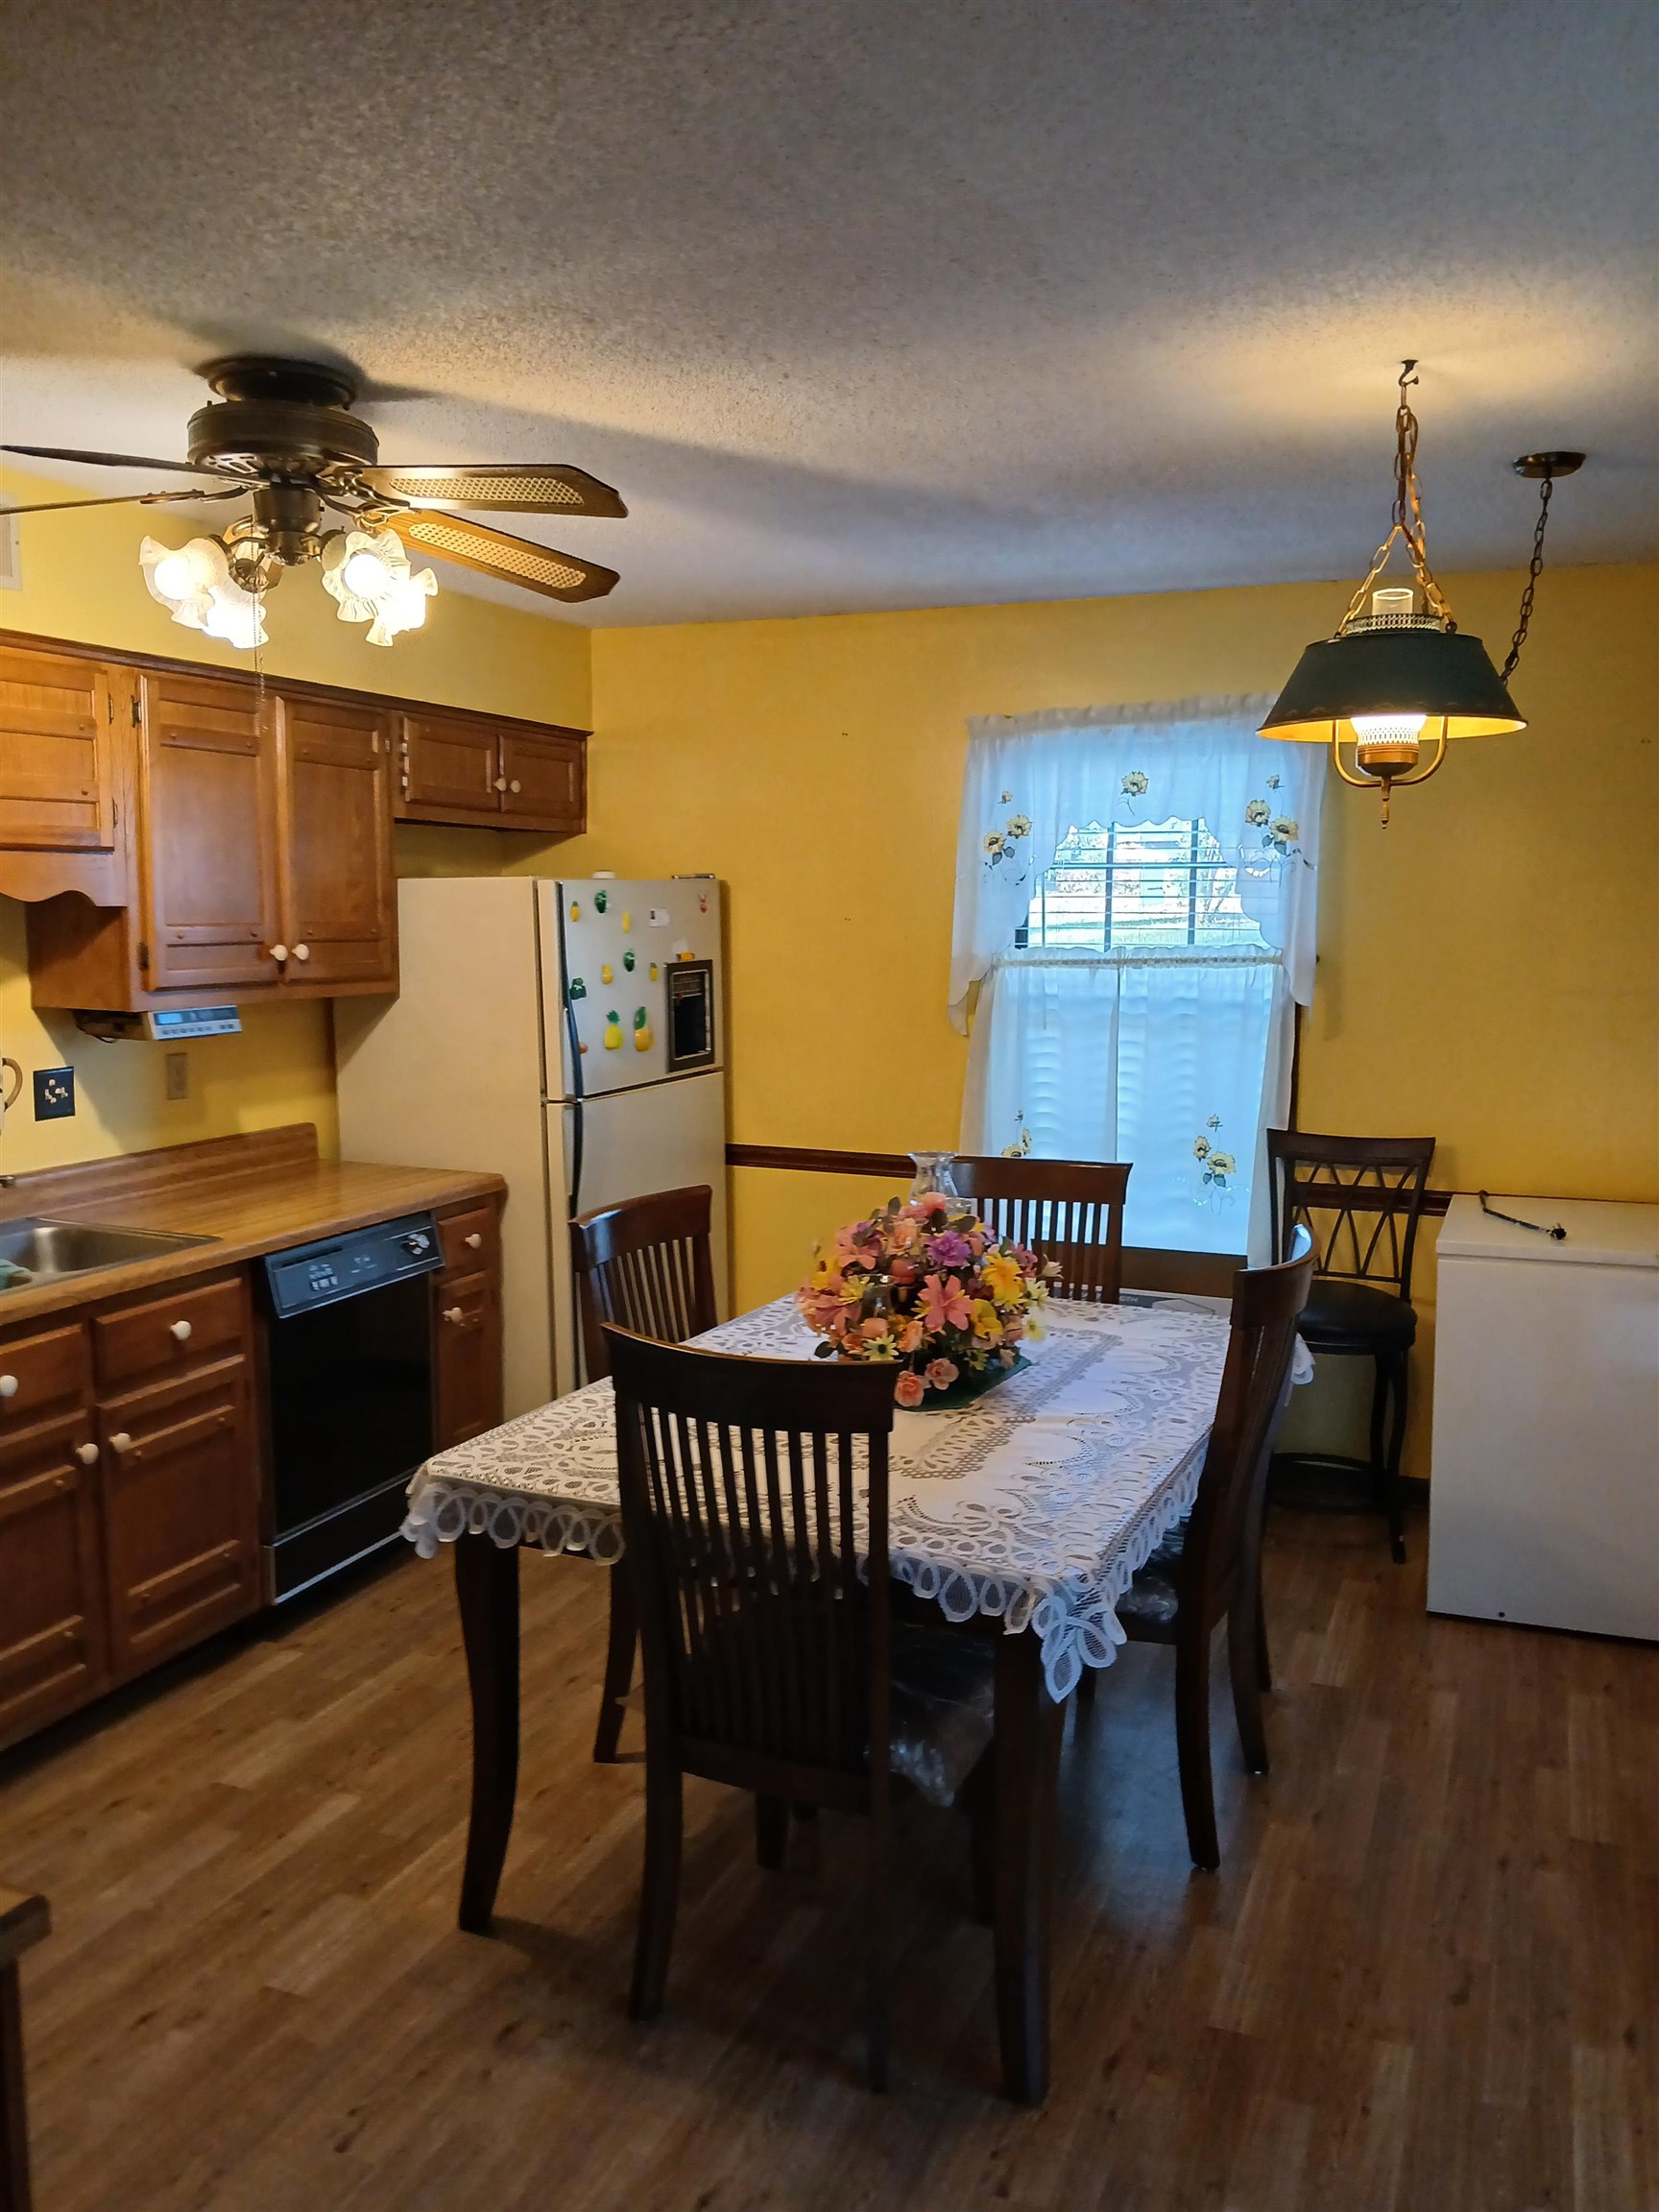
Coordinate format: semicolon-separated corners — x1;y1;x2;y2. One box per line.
858;1315;891;1341
889;1255;918;1284
919;1272;974;1334
925;1358;958;1390
898;1317;926;1354
894;1371;926;1408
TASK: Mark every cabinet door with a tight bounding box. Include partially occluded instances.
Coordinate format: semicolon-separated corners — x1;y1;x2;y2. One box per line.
0;1412;108;1751
100;1358;259;1677
433;1270;502;1448
0;642;118;852
498;729;584;831
138;669;282;993
277;693;397;990
397;710;502;823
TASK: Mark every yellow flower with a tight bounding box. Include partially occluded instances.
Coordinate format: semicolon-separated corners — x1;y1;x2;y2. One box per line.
981;1250;1025;1307
971;1299;1003;1341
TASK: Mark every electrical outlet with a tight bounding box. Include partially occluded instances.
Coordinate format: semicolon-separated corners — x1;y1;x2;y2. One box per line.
33;1066;75;1120
164;1049;189;1101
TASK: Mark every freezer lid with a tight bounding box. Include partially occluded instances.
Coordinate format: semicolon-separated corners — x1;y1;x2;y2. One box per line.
1437;1192;1659;1267
541;876;724;1098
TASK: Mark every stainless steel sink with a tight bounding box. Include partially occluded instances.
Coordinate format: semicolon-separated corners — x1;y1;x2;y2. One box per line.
0;1216;217;1292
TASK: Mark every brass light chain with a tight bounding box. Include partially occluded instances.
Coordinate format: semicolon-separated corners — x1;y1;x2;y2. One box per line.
1336;361;1456;635
1501;473;1553;683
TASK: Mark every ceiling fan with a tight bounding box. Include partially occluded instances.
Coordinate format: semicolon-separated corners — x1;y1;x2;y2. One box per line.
0;355;625;646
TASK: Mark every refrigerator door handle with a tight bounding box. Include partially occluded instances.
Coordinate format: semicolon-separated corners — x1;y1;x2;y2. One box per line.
567;1097;585;1219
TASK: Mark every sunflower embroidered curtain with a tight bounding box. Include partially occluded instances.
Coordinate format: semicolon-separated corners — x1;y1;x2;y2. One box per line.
949;695;1326;1257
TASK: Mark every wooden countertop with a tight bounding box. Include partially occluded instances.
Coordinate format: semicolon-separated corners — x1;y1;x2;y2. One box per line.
0;1125;504;1329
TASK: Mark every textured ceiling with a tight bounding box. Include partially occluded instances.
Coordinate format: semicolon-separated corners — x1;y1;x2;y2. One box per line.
0;0;1654;627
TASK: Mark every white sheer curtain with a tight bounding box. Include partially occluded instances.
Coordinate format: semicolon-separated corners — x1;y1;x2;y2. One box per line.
951;696;1324;1258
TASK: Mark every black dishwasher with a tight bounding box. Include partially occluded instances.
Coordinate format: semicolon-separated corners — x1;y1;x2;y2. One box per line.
260;1211;445;1600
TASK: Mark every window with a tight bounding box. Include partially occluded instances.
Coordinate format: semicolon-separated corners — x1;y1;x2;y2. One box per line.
951;700;1322;1258
1016;819;1268;952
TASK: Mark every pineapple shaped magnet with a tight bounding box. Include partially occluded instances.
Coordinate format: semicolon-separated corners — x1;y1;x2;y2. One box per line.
634;1006;654;1051
601;963;613;984
603;1010;623;1049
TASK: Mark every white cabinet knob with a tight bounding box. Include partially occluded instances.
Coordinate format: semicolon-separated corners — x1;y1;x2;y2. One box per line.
493;777;508;792
443;1306;465;1324
464;1232;482;1249
292;943;310;962
509;781;522;794
76;1441;99;1466
0;1375;17;1400
271;943;289;963
170;1318;193;1342
110;1431;133;1453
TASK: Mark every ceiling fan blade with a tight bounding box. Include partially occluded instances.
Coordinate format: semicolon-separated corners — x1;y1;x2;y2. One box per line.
2;442;247;478
360;464;626;517
0;486;244;518
384;511;619;603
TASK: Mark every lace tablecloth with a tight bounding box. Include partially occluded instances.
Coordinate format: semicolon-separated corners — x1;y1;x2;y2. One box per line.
404;1296;1308;1700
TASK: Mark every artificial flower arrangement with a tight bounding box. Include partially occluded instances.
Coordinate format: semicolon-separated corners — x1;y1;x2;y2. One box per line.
796;1193;1059;1407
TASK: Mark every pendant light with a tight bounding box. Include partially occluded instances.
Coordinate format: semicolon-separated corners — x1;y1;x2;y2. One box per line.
1260;363;1582;822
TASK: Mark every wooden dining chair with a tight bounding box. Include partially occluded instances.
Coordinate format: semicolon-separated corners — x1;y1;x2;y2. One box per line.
1112;1228;1314;1870
604;1325;997;2091
950;1156;1131;1305
572;1186;719;1763
1;1884;49;2212
1265;1130;1436;1562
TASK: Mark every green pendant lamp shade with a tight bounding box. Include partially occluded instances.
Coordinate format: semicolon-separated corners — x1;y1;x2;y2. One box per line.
1260;624;1525;744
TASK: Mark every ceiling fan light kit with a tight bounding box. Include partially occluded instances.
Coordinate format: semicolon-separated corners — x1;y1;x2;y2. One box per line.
2;353;629;648
1260;362;1583;822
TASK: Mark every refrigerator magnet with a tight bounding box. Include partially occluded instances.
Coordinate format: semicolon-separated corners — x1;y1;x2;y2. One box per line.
594;889;609;913
623;948;636;971
603;1011;623;1048
601;963;613;984
648;962;660;980
567;976;587;999
621;911;632;931
568;901;580;921
648;907;669;926
698;892;708;913
634;1006;654;1050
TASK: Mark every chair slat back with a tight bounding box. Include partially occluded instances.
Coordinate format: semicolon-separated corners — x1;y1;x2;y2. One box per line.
1181;1228;1314;1614
572;1185;719;1381
950;1156;1130;1304
1265;1131;1435;1300
605;1328;897;1784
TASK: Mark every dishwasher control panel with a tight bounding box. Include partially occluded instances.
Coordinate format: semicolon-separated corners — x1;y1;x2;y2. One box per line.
263;1211;445;1318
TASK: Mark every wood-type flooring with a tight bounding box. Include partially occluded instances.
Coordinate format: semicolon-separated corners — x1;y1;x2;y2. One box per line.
1;1507;1652;2211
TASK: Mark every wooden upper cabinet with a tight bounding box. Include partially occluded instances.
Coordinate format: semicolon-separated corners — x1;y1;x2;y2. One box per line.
499;728;583;830
396;709;587;834
137;669;281;994
277;695;397;990
397;709;501;823
0;640;117;853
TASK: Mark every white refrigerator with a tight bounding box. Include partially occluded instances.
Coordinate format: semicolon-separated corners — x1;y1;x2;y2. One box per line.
335;876;728;1414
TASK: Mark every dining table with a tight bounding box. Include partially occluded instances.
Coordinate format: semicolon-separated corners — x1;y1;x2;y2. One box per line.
402;1288;1306;2102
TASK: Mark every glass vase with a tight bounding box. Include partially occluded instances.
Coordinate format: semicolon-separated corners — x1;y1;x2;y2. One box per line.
908;1151;961;1201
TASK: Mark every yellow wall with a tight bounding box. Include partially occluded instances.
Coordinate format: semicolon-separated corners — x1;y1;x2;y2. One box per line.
583;562;1658;1474
0;462;589;1173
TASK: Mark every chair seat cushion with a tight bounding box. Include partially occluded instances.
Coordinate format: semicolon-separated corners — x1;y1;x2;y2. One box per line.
889;1622;996;1809
1298;1278;1416;1350
1117;1525;1187;1630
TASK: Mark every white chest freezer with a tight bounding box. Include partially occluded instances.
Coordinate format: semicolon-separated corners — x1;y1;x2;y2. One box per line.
1427;1194;1659;1640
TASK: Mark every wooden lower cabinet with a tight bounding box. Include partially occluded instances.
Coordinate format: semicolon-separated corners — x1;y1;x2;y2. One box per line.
99;1357;258;1678
0;1411;108;1744
432;1268;502;1449
0;1210;503;1752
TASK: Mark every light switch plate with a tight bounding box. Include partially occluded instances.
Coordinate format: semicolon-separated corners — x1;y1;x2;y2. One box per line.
33;1066;75;1119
